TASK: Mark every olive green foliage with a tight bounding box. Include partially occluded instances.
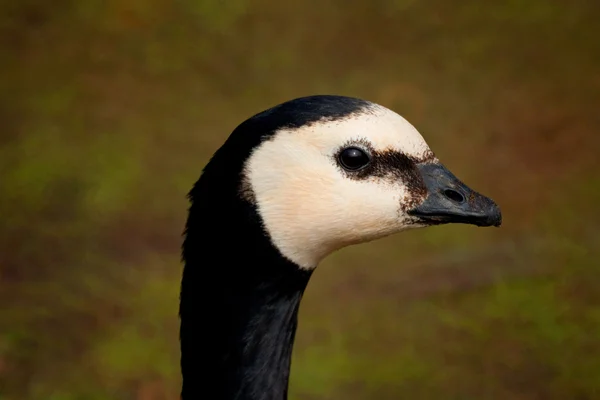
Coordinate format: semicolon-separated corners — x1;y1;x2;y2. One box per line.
1;0;599;399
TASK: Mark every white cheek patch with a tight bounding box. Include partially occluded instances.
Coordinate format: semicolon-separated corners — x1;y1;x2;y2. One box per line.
244;105;433;270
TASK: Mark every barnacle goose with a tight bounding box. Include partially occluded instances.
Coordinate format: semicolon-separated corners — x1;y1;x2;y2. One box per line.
180;95;501;400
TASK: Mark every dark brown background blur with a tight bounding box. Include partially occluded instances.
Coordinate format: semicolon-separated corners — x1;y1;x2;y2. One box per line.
1;1;599;399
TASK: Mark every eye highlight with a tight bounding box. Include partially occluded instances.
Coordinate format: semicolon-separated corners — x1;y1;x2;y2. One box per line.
338;147;371;171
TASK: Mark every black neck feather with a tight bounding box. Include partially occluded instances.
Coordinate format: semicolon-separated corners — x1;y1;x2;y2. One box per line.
180;140;312;400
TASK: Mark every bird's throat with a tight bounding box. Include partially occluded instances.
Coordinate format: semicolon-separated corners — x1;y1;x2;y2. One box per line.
181;144;316;400
181;187;312;400
180;255;311;400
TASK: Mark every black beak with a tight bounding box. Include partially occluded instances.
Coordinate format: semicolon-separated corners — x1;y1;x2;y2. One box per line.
408;163;502;227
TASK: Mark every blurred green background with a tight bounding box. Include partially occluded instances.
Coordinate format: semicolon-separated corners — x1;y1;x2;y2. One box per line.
1;0;599;399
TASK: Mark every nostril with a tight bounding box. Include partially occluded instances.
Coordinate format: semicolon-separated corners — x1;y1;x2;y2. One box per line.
443;189;465;203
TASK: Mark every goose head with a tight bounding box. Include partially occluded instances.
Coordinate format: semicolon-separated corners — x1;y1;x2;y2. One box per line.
181;95;502;400
236;95;502;269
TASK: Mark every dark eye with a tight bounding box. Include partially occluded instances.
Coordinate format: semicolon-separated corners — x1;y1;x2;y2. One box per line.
338;147;370;171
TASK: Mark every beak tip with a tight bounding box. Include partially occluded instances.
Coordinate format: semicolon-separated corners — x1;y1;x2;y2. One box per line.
494;215;503;227
490;202;502;228
480;200;502;228
490;216;502;228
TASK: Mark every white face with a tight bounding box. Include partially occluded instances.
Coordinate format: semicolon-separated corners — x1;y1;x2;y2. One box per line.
243;103;438;270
